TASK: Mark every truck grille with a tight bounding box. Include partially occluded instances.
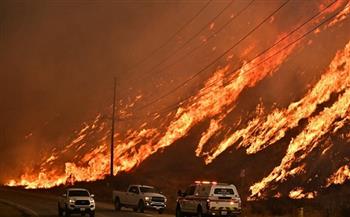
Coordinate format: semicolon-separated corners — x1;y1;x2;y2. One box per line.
75;200;90;205
151;197;165;202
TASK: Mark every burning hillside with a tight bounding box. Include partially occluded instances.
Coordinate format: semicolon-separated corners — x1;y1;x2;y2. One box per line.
5;0;350;201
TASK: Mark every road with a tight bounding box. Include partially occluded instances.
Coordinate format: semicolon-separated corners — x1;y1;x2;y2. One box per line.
0;188;172;217
0;201;24;217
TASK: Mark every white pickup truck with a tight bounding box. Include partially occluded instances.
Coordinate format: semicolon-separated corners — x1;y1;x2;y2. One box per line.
176;181;241;217
113;185;167;214
58;188;95;217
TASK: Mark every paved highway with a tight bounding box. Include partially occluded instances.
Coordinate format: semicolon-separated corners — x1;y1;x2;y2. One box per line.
0;201;23;217
0;188;172;217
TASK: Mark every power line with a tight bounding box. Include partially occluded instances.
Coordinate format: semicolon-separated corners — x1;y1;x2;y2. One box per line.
121;0;254;110
150;0;255;78
118;0;343;122
133;0;235;82
115;0;248;110
125;0;212;75
118;99;181;122
132;0;291;112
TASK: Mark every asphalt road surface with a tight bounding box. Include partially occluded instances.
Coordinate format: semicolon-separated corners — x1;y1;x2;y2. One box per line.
0;201;24;217
0;188;172;217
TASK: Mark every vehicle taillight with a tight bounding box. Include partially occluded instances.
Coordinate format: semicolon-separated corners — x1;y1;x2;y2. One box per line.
230;198;240;204
206;199;210;210
194;180;217;185
230;199;242;207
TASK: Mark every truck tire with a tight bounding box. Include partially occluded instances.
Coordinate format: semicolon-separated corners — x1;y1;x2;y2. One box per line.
65;205;70;217
58;204;63;216
138;200;145;213
89;211;95;217
114;198;121;211
158;209;164;214
197;206;204;217
176;204;184;217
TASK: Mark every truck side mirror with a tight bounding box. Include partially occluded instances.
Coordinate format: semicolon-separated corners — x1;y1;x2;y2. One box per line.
91;194;94;198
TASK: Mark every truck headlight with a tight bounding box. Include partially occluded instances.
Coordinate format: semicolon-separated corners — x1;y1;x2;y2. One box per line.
145;196;151;201
69;199;75;204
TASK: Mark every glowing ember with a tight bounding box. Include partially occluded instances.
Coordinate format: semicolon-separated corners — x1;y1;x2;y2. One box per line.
289;187;317;199
326;165;350;186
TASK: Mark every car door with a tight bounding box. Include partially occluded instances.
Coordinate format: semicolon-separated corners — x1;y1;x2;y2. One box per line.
122;187;130;205
62;190;68;207
186;185;198;213
59;191;65;208
182;185;196;213
125;186;134;205
128;186;140;206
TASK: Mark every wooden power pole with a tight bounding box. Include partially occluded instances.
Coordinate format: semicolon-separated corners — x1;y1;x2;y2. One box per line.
110;77;117;177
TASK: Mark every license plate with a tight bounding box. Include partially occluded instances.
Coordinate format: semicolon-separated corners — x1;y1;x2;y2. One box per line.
80;208;85;211
221;211;228;215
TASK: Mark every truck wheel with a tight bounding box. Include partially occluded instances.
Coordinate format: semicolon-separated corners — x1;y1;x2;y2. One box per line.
58;204;63;216
114;198;121;211
138;200;145;213
158;209;164;214
65;210;70;217
197;206;204;217
176;205;184;217
65;205;70;217
89;211;95;217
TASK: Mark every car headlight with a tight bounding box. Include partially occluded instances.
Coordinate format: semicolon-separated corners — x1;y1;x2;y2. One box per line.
69;199;75;204
144;196;151;201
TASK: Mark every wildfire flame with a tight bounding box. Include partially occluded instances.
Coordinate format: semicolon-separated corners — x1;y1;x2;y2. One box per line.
326;165;350;186
6;0;350;201
248;39;350;199
289;187;317;199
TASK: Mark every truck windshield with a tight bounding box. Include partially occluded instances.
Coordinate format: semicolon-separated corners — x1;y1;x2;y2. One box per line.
214;188;235;195
140;187;158;193
68;190;90;197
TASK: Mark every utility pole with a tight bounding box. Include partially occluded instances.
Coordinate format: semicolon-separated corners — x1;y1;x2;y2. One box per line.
110;77;117;177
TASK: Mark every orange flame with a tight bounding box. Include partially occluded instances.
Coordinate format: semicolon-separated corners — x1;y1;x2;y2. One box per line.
289;187;317;199
6;1;350;193
326;165;350;186
249;40;350;199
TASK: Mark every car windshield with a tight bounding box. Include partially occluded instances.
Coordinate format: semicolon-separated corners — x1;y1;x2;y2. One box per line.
68;190;90;197
140;187;158;193
214;188;235;195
